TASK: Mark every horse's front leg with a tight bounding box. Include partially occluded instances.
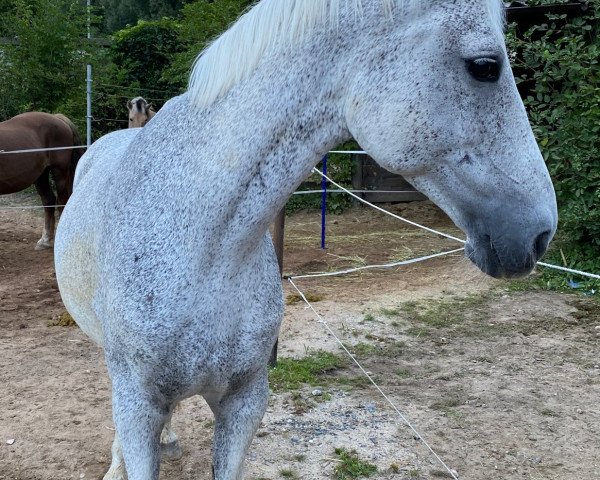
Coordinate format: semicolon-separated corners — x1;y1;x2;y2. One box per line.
207;369;269;480
109;373;169;480
102;414;181;480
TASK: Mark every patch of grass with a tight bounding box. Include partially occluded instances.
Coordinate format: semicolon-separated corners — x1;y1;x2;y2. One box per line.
336;375;371;389
540;408;558;417
293;454;306;462
363;333;386;342
269;350;345;392
351;342;378;356
47;312;76;327
432;469;459;478
362;313;375;322
379;307;400;317
444;408;466;425
504;277;541;293
429;396;463;412
333;448;377;479
286;292;324;305
401;294;489;329
395;367;412;378
405;326;430;337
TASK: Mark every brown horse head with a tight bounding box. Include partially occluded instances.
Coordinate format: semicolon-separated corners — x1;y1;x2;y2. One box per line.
127;97;156;128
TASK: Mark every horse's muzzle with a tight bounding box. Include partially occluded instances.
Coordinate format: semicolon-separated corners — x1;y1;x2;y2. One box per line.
465;228;553;279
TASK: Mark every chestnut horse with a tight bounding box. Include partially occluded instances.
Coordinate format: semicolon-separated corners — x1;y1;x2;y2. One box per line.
0;112;83;249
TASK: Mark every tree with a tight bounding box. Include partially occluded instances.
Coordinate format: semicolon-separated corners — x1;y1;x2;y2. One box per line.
0;0;91;121
162;0;253;89
95;0;187;33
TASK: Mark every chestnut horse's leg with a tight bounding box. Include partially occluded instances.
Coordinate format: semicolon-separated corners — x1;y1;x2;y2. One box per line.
33;168;56;250
52;165;72;220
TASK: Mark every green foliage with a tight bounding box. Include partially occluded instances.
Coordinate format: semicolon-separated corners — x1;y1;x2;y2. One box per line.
0;0;91;120
269;351;345;392
332;448;377;479
162;0;253;88
506;1;600;280
96;0;186;33
112;18;185;91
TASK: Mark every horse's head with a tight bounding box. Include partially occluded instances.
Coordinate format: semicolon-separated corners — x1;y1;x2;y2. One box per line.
343;0;557;278
127;96;155;128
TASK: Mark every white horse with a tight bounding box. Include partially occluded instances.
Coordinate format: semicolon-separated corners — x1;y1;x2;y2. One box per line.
55;0;558;478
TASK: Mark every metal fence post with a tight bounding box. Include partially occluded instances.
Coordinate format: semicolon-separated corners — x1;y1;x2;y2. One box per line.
269;207;286;367
321;155;328;249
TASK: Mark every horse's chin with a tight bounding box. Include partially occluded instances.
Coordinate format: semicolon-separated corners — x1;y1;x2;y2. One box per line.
464;240;537;280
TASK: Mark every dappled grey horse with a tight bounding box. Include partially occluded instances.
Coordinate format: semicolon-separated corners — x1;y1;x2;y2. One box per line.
55;0;557;478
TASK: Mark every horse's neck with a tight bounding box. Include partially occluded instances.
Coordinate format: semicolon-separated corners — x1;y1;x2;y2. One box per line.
170;37;350;253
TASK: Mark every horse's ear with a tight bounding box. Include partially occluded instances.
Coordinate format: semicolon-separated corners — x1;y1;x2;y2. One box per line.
146;103;153;111
127;100;133;111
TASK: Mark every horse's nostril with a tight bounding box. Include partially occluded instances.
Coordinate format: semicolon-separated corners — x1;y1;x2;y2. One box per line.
533;230;551;259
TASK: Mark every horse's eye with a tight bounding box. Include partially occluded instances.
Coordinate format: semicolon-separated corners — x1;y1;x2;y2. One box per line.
467;58;501;82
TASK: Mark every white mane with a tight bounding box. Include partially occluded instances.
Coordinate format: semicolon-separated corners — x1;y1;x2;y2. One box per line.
188;0;504;108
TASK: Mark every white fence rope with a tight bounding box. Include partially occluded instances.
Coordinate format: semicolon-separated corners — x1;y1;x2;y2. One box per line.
0;145;88;155
290;248;465;280
536;262;600;281
293;189;418;195
0;204;67;210
312;167;466;244
288;277;460;480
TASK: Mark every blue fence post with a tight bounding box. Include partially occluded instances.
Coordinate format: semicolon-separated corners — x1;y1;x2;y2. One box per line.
321;155;328;249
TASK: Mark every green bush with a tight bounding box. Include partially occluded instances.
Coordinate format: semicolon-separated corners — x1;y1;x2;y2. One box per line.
506;0;600;285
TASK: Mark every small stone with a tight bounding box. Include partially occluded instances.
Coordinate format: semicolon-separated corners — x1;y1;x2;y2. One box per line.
311;389;322;397
595;326;600;330
577;408;583;414
6;439;15;445
79;474;85;479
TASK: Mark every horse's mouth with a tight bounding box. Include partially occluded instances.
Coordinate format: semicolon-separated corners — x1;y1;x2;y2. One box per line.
464;236;537;279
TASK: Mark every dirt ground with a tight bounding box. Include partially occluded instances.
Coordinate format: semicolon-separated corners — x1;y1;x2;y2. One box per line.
1;192;599;480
